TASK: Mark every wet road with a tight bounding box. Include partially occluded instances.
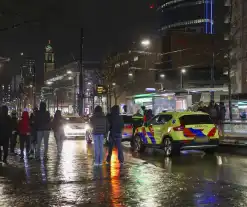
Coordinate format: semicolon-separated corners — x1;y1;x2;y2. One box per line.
1;136;247;207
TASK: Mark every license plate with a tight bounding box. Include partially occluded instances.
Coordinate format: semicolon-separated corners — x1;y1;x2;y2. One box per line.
194;137;209;143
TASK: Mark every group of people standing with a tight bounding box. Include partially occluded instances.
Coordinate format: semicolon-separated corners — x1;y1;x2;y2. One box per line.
90;105;124;166
0;102;53;164
197;100;226;124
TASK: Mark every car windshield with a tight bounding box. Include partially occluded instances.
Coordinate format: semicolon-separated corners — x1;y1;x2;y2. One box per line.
180;114;213;125
64;117;83;123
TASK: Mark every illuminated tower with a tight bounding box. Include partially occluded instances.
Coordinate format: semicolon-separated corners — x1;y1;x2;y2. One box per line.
158;0;215;34
44;40;55;73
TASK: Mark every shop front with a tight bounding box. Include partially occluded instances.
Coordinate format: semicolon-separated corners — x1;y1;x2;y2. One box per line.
128;92;192;115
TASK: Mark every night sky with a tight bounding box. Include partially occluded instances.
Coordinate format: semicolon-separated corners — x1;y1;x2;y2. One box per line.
0;0;156;83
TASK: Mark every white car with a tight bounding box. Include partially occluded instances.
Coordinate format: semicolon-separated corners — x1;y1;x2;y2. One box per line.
63;116;91;138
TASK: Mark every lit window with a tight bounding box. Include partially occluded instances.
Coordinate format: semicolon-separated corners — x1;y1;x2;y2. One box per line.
123;60;129;65
159;0;210;10
160;19;214;31
134;56;138;61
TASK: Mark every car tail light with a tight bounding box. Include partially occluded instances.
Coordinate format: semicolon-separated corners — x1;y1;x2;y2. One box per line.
173;125;185;131
124;124;132;129
207;127;217;137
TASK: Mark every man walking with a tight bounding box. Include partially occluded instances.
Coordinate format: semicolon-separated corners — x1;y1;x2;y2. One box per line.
106;105;124;164
34;102;51;160
0;106;12;164
10;111;18;154
131;109;143;148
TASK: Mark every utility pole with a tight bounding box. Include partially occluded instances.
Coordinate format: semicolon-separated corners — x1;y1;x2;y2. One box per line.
228;0;234;120
210;52;215;101
210;38;215;101
33;64;36;108
79;28;84;116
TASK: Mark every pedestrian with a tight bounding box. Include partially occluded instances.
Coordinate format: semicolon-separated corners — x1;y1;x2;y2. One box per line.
219;102;226;136
90;106;108;166
29;107;38;156
52;110;65;153
10;110;18;154
132;109;143;148
0;105;12;164
208;101;219;125
106;105;124;164
145;109;153;122
18;111;31;159
34;102;51;160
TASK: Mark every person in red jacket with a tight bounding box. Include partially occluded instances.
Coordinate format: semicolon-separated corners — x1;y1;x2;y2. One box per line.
18;111;31;159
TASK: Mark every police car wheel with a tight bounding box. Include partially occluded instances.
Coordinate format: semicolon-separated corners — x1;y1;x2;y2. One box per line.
204;147;218;154
135;136;145;153
163;138;172;156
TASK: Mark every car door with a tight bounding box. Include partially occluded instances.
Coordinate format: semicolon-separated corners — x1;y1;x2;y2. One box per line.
146;114;173;144
145;115;162;144
155;114;173;144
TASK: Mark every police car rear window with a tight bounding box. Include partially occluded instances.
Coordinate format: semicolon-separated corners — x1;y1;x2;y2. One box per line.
121;115;132;123
179;115;213;125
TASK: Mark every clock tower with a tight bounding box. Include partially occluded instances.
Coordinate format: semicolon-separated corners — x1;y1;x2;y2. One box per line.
44;40;55;73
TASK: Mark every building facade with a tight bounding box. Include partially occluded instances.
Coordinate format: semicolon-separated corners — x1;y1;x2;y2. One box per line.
226;0;247;93
42;61;100;115
157;0;214;34
102;33;228;110
44;40;55;80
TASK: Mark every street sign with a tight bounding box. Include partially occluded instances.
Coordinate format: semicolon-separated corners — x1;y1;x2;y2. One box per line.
96;85;107;95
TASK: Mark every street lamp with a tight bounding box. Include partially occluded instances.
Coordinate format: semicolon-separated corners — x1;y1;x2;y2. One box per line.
160;74;165;78
180;69;186;89
112;82;116;86
67;70;72;74
141;39;151;47
128;72;133;77
181;69;186;74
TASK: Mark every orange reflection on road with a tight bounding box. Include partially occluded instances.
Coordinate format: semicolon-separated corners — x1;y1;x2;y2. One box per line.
110;149;125;207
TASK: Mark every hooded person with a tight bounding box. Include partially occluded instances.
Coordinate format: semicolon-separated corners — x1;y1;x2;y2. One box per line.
0;105;12;163
52;110;65;153
18;111;31;159
34;102;51;160
90;105;108;166
10;110;18;154
29;107;38;155
106;105;124;164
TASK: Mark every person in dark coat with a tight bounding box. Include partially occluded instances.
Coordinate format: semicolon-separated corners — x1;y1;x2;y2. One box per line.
219;102;226;136
18;111;31;159
29;107;38;155
34;102;51;160
90;106;108;166
10;111;18;154
0;105;12;163
208;101;219;124
52;110;65;153
106;105;124;164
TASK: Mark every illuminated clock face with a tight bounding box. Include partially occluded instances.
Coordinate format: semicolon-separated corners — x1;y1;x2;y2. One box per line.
46;45;52;52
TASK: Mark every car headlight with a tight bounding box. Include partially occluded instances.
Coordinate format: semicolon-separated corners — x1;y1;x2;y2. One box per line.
85;124;91;130
64;125;72;131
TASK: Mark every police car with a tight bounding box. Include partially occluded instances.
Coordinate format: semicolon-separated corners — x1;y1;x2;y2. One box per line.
134;111;219;156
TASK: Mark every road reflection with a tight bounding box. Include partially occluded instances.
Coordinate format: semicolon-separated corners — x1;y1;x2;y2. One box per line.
109;149;125;207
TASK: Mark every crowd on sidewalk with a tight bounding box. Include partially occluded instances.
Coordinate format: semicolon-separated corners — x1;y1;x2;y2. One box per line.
0;102;61;164
0;100;125;166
